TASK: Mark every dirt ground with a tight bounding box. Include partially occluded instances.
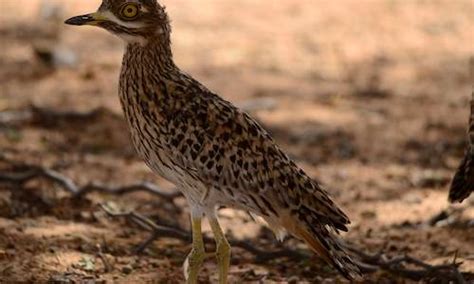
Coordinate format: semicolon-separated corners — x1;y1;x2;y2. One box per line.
0;0;473;283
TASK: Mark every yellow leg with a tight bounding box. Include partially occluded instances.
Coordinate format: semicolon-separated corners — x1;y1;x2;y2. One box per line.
183;215;205;284
208;216;231;284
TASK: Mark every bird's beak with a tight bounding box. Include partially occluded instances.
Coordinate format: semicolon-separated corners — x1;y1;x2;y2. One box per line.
64;12;108;26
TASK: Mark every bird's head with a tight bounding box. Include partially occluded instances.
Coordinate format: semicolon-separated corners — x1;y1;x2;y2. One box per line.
65;0;170;45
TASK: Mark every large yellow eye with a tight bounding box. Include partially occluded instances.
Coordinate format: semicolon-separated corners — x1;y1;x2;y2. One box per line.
120;3;139;20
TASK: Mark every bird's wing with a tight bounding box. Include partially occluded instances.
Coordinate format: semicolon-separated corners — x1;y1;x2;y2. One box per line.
166;87;350;231
449;92;474;202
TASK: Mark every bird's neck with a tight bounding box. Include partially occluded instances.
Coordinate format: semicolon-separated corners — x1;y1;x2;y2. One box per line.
119;36;183;119
122;37;177;75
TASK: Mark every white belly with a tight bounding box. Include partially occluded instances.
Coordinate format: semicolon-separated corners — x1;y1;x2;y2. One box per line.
130;130;225;209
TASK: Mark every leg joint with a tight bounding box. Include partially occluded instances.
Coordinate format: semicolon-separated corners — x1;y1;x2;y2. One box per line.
188;248;206;266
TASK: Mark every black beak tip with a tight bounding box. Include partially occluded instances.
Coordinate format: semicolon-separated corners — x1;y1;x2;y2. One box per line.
64;18;75;25
64;15;91;26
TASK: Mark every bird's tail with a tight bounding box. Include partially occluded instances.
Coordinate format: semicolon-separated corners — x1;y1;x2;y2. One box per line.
449;149;474;203
280;214;361;280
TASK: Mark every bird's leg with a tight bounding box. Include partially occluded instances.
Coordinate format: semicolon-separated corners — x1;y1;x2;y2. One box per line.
208;215;231;284
183;213;206;284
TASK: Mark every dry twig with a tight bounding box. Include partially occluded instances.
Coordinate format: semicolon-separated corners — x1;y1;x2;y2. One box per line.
99;203;306;263
0;105;104;127
427;207;469;227
347;246;469;282
0;164;181;210
95;244;113;273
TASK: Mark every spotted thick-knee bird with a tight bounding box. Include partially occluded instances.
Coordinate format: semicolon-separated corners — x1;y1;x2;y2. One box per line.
450;92;474;203
65;0;360;282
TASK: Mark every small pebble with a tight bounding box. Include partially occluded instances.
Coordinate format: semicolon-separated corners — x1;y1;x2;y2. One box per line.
122;265;133;274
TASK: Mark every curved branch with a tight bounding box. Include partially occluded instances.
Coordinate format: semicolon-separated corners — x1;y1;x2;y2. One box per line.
346;246;469;282
0;167;79;194
77;182;181;201
99;203;306;262
0;165;181;209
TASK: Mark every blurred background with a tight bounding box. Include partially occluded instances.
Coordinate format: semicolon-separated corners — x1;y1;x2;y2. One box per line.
0;0;473;282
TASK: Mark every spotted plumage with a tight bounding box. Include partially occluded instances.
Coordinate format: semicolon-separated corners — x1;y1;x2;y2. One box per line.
66;0;360;281
450;92;474;203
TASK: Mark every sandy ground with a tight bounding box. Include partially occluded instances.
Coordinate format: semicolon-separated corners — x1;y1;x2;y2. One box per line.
0;0;473;282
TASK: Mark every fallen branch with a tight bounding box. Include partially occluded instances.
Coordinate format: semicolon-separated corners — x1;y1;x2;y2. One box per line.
347;246;469;282
0;105;105;127
78;182;181;201
0;166;79;194
99;203;306;263
0;164;181;210
29;104;105;126
427;207;469;227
